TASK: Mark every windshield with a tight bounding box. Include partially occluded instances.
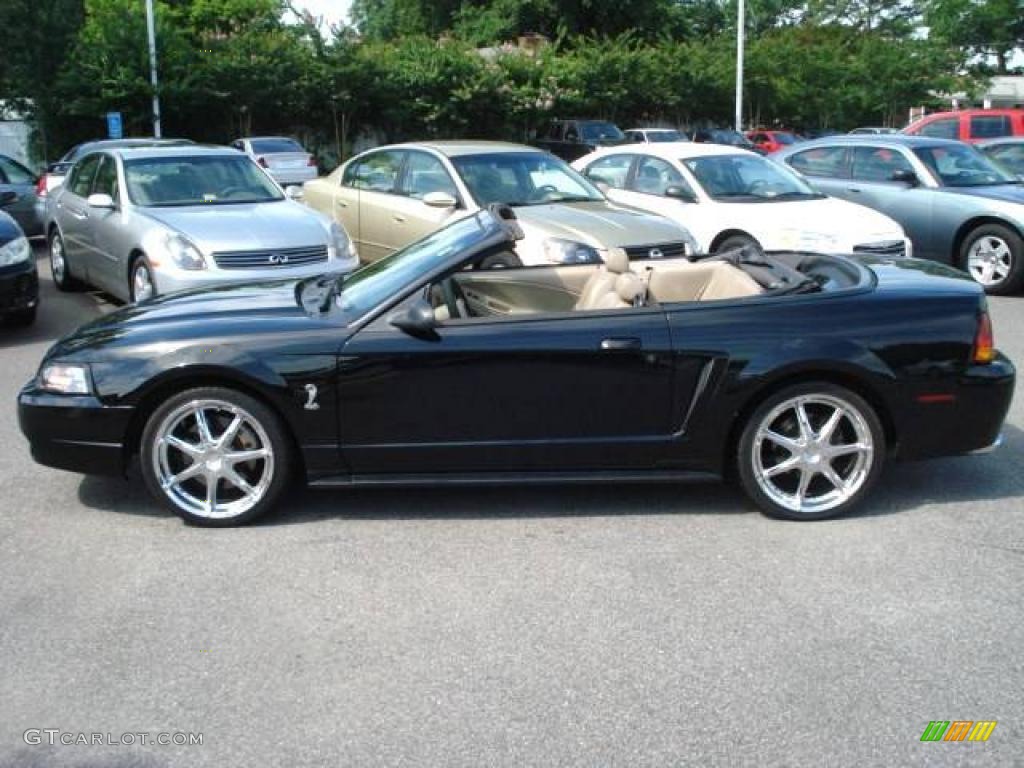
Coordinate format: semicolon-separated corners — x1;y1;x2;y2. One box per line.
712;130;755;148
251;138;304;154
580;122;625;142
684;154;822;201
333;213;501;320
124;155;284;207
913;144;1017;187
452;152;604;207
648;130;685;143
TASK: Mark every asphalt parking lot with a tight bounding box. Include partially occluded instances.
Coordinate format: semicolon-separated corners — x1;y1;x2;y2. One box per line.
1;245;1022;767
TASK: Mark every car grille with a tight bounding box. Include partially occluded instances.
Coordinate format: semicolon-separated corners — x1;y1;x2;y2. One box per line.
853;240;906;258
622;241;689;260
212;245;328;270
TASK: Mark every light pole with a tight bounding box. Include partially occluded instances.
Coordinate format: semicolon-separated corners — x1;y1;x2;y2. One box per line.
734;0;745;132
145;0;162;137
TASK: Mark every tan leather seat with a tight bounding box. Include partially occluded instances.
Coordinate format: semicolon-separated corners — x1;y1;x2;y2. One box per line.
647;261;762;303
575;248;641;310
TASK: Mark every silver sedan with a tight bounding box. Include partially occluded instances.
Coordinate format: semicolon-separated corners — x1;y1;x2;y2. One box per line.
46;146;358;303
773;135;1024;294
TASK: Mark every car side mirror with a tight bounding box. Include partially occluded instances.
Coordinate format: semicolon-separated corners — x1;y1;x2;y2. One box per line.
0;190;16;206
285;185;304;200
890;169;919;186
389;297;440;339
87;193;116;209
422;191;457;209
665;185;696;202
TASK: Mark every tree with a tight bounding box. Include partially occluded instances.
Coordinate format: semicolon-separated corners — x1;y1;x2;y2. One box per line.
925;0;1024;73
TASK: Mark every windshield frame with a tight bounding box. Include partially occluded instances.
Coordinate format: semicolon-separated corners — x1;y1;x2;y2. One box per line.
123;154;285;208
912;144;1017;188
683;153;823;203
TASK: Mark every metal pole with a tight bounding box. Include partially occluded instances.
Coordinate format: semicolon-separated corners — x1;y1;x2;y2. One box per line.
145;0;162;137
735;0;745;132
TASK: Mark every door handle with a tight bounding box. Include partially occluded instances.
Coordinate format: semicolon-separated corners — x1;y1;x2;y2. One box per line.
393;214;406;223
600;337;642;351
847;187;862;194
335;199;348;208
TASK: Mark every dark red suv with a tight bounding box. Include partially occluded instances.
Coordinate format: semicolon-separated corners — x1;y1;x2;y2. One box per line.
902;109;1024;143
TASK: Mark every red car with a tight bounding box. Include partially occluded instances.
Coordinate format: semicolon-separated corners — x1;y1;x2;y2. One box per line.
745;130;802;154
902;109;1024;143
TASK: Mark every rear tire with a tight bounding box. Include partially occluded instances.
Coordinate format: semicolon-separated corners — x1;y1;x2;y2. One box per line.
140;387;293;527
737;382;885;521
960;223;1024;295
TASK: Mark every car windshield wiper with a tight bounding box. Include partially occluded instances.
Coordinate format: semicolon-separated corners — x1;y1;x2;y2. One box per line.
766;191;825;200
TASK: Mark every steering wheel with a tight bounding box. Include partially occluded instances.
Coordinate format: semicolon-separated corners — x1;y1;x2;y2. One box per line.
748;179;771;195
529;184;560;203
218;186;247;199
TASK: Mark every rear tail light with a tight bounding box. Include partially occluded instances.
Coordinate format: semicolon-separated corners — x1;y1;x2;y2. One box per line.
973;311;995;364
307;155;316;167
257;156;268;168
35;176;47;198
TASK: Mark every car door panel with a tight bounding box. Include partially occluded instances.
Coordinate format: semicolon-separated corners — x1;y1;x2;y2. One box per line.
337;305;681;473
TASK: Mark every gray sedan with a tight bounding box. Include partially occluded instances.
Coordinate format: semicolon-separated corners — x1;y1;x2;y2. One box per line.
978;138;1024;178
46;146;358;303
774;135;1024;294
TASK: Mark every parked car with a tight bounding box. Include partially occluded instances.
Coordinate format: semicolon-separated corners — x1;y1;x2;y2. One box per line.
0;192;38;326
573;142;910;257
624;128;687;143
303;141;697;268
230;136;318;187
532;119;627;161
849;127;899;135
902;109;1024;143
745;130;802;154
774;135;1024;294
46;145;357;303
38;138;195;202
0;153;43;237
978;138;1024;178
691;128;766;155
18;206;1014;526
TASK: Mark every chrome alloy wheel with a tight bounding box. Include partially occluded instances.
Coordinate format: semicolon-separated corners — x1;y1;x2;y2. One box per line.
752;394;874;516
50;235;66;282
152;399;274;519
967;235;1012;286
132;262;155;302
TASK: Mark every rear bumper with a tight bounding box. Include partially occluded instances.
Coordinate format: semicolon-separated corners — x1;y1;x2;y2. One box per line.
896;353;1015;460
17;384;134;476
269;167;318;186
0;259;39;315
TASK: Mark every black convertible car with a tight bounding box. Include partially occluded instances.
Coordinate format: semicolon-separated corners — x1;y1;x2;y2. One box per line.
18;208;1014;525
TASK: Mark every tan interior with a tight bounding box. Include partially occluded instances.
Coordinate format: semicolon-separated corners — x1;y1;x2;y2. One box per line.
435;255;764;321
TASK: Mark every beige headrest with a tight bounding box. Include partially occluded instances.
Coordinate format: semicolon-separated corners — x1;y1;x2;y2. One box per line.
615;273;642;303
604;247;630;274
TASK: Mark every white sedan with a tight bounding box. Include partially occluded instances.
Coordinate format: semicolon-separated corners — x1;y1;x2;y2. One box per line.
572;142;912;258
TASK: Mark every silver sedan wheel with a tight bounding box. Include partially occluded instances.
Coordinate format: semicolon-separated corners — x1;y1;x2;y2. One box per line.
50;236;66;282
967;236;1013;286
132;262;155;302
752;394;874;516
152;399;275;520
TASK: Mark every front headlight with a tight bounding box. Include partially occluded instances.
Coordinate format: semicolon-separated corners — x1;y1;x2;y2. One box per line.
542;238;600;264
0;236;31;267
164;233;206;270
38;363;91;394
329;222;353;261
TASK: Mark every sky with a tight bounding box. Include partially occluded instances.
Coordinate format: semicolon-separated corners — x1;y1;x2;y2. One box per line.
291;0;352;30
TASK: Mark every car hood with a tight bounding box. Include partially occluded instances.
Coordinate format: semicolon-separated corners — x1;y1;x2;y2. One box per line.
942;183;1024;205
515;201;691;247
44;278;335;361
138;201;330;253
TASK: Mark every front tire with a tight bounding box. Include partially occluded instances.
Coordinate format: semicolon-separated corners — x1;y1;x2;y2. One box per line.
130;256;157;303
960;223;1024;295
49;230;83;291
737;382;885;521
140;387;293;526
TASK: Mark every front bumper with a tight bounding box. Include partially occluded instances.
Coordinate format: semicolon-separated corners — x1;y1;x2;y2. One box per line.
18;384;134;476
0;258;39;316
154;254;359;295
896;353;1015;460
